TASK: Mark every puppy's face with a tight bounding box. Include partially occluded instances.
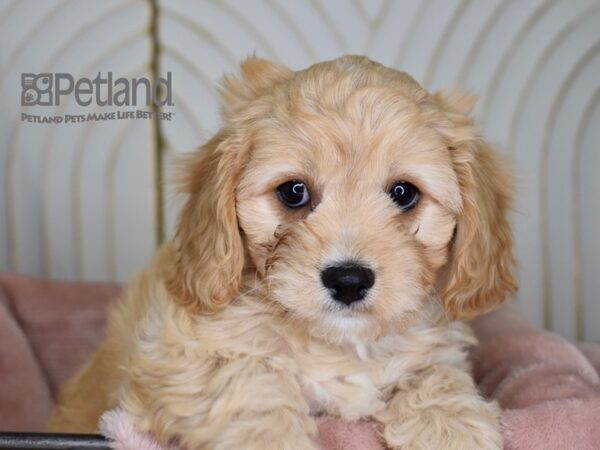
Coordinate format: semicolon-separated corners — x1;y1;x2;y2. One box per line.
168;56;516;342
237;88;460;341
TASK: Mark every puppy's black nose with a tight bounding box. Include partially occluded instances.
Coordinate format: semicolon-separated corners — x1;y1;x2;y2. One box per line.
321;264;375;305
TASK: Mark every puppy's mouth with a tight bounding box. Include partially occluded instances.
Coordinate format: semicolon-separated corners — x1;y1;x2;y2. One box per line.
312;303;380;342
321;295;373;315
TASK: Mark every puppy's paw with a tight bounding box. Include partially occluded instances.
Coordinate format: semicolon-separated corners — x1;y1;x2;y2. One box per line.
376;365;502;450
380;398;502;450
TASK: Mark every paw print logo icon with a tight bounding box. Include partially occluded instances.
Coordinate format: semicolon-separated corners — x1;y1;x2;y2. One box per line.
21;73;53;106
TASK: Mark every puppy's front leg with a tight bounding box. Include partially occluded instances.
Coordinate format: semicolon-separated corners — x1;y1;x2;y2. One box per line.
123;355;318;450
374;365;502;450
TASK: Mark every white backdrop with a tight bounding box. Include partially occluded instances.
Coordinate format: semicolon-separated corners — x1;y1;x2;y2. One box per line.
1;0;599;341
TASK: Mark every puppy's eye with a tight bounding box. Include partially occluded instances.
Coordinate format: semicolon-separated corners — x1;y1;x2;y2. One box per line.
389;181;420;210
277;180;310;208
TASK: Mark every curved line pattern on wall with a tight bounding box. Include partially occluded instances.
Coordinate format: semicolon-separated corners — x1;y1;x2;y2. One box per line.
207;0;280;60
506;7;599;156
1;0;152;282
160;46;217;107
505;6;600;331
162;8;240;66
67;37;147;278
266;0;319;60
422;0;470;88
478;0;557;126
0;0;74;86
538;40;600;331
39;2;147;276
394;0;431;68
4;0;134;272
455;0;511;85
309;0;350;52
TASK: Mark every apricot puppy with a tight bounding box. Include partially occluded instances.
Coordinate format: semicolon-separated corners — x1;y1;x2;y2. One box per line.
49;56;516;450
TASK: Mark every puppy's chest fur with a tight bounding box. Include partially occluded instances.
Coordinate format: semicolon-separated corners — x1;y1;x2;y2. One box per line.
294;340;409;420
268;315;473;421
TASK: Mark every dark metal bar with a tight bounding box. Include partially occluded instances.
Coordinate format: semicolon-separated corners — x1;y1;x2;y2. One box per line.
0;433;111;450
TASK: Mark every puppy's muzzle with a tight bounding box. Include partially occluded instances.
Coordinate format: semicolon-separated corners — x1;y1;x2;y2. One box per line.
321;264;375;306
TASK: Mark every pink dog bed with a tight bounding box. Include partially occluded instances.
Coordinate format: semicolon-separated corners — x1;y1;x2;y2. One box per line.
1;273;599;449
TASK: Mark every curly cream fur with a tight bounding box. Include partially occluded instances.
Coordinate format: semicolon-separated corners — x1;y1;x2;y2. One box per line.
49;56;514;450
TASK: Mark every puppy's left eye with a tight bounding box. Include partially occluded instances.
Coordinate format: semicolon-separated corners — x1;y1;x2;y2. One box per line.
389;181;420;210
277;180;310;208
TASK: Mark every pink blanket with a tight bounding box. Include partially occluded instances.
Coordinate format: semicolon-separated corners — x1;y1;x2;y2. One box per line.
471;304;600;450
98;302;600;449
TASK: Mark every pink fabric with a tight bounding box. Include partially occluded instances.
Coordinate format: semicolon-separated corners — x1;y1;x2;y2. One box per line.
316;417;385;450
0;273;119;431
0;273;120;394
0;280;53;431
470;302;600;450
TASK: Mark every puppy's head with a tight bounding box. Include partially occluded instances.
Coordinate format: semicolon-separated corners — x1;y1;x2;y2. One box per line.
167;56;516;341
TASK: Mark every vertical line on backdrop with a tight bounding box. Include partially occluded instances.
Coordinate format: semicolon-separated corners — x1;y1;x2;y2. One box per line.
149;0;165;246
572;88;600;341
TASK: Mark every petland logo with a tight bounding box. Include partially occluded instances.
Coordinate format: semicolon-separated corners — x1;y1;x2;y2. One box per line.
20;72;174;123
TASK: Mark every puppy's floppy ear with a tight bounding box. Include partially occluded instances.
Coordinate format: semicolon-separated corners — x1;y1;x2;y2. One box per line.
166;131;248;314
219;56;293;117
166;58;292;314
434;91;517;320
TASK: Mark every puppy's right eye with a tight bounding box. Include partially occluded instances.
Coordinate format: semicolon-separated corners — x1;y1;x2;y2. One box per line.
277;180;310;208
389;181;420;211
